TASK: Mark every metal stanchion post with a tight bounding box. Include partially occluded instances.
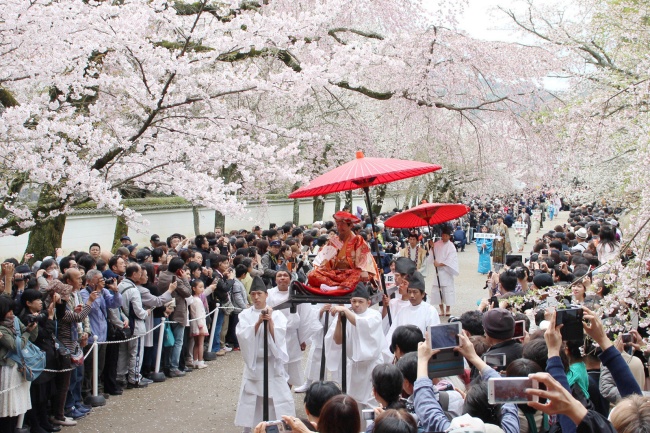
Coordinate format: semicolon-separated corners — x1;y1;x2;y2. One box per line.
151;318;167;382
204;308;218;361
85;336;106;407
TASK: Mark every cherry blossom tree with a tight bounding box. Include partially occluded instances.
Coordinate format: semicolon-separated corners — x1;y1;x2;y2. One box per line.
0;0;558;256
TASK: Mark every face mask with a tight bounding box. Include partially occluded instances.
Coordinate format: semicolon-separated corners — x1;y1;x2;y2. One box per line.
48;270;59;279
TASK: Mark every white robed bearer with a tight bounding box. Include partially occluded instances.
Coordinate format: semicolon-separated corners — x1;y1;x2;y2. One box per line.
234;277;295;433
326;283;383;411
383;271;440;362
427;225;460;317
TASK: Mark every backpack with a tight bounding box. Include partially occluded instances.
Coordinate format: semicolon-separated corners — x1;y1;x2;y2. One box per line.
6;317;46;381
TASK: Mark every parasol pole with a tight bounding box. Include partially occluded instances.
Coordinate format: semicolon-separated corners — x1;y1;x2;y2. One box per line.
428;224;444;307
263;317;269;421
319;312;329;381
341;314;347;393
363;186;392;326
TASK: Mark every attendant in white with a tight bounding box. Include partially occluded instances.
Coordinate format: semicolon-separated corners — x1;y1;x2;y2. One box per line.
384;271;440;362
266;269;320;388
297;303;340;393
399;233;426;270
381;276;410;335
428;225;460;317
234;277;295;432
328;284;383;410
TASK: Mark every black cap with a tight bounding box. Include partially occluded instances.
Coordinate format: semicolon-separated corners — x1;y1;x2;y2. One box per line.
394;257;416;276
250;276;267;293
136;249;151;263
407;271;426;292
150;234;160;242
350;282;370;300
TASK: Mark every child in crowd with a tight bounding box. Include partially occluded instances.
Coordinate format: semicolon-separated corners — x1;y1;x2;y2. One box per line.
188;279;215;369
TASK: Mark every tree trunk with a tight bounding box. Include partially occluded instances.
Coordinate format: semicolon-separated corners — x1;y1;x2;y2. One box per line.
293;199;300;225
23;186;66;264
344;190;353;211
291;183;300;225
112;215;128;253
372;184;387;216
192;206;201;235
313;196;325;222
214;210;225;232
335;193;341;212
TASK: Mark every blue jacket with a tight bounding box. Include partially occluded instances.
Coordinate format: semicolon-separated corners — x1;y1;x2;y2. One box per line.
79;286;123;342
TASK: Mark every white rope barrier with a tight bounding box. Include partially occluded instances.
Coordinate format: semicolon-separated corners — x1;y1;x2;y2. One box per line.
0;304;232;394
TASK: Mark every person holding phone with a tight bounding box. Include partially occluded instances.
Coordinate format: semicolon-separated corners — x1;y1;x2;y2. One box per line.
474;309;522;377
79;269;124;400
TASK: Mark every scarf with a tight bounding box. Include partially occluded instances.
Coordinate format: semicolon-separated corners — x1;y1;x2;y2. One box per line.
0;316;15;333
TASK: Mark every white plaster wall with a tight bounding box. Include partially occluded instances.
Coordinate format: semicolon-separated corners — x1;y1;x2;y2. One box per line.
0;194;398;260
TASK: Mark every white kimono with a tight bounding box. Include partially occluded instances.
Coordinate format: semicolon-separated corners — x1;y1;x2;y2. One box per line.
381;294;411;335
304;304;341;383
234;307;295;428
383;301;440;362
428;240;460;305
325;308;383;408
267;287;320;386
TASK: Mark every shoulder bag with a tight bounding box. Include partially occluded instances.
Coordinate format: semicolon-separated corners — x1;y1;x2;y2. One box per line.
6;317;46;381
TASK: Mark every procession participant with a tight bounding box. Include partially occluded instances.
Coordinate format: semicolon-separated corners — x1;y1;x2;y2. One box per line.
428;226;460;317
384;271;440;362
393;257;416;291
295;302;337;394
266;268;320;389
307;212;378;292
491;214;512;270
327;283;383;411
234;277;294;433
476;225;493;274
399;232;426;270
381;275;411;334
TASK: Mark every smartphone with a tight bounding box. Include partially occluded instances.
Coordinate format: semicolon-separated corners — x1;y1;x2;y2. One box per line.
429;323;461;350
362;409;375;421
205;259;211;269
622;333;633;344
482;353;506;369
265;420;292;432
541;249;549;256
171;276;176;283
556;307;584;341
490;296;499;309
487;377;539;404
513;320;525;340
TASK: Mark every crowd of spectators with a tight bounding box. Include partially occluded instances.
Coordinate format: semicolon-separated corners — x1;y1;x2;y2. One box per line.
0;193;646;433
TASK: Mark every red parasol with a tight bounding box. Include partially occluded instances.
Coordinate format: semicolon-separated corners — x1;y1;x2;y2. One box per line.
383;203;470;310
384;203;471;229
289;151;441;326
289;151;441;198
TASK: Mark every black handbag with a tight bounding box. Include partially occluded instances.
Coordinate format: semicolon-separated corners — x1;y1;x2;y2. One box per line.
53;321;72;370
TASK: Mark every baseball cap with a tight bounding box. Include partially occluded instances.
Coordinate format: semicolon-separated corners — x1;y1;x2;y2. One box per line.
269;240;282;247
120;236;131;241
150;234;160;242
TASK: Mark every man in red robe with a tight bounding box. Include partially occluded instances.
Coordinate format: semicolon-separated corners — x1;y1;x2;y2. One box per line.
307;211;379;291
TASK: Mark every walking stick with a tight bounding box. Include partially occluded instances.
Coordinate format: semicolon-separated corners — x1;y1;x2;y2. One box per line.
263;315;269;421
319;312;329;381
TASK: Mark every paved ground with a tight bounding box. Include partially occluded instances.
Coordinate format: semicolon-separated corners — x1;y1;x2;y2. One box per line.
66;213;565;433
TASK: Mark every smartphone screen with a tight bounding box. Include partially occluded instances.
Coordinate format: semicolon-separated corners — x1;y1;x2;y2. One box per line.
429;323;461;350
556;308;584;341
490;296;499;309
541;249;549;256
513;320;525;340
482;353;506;368
488;377;538;404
